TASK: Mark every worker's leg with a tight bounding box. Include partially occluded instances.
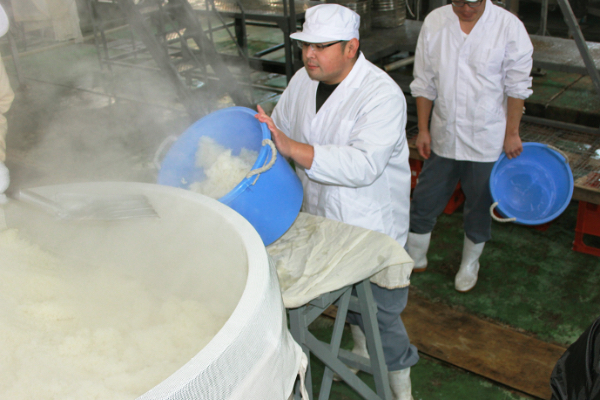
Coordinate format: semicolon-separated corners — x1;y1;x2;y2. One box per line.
347;284;419;370
407;153;461;270
371;284;419;370
454;161;495;292
409;152;461;234
459;161;496;244
346;285;417;399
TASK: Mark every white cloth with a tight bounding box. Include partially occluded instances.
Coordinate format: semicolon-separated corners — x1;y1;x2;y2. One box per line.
409;0;533;162
0;5;8;37
272;53;412;246
0;161;8;202
267;213;414;309
0;54;14;163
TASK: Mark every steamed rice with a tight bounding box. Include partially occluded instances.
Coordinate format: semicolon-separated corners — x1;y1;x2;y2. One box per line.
189;137;258;199
0;228;226;399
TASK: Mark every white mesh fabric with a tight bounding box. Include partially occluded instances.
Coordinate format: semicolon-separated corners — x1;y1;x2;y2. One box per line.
5;182;305;400
139;253;304;400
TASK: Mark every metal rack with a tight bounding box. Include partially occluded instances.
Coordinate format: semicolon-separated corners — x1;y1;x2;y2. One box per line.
86;0;310;118
195;0;319;81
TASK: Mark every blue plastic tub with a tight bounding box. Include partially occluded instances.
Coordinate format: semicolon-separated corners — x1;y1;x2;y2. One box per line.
489;142;574;225
157;106;303;245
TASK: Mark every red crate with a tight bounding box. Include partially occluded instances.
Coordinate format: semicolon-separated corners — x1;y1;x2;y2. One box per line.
443;184;465;215
572;201;600;257
409;158;422;189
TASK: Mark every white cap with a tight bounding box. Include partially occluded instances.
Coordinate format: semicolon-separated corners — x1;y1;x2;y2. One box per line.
0;5;9;38
290;4;360;43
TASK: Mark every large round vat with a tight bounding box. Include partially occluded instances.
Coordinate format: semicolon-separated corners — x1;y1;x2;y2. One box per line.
2;182;302;400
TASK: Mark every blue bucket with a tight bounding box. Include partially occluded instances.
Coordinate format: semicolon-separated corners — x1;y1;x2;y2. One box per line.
489;142;574;225
157;106;303;245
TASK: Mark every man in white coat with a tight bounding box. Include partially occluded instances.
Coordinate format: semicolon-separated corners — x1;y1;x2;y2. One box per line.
255;4;418;399
0;4;15;204
407;0;533;292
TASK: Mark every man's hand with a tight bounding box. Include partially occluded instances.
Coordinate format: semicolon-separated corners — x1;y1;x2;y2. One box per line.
416;129;432;160
503;132;523;159
254;105;315;169
255;105;293;159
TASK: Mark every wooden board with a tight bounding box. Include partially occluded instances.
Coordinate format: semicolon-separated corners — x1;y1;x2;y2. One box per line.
324;292;567;399
401;293;566;399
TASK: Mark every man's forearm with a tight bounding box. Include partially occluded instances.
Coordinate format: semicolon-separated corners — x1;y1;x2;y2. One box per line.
290;141;315;170
416;97;433;132
506;97;525;138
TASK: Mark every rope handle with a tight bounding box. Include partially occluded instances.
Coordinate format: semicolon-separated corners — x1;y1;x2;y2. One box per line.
153;135;178;170
246;139;277;179
546;144;570;164
490;202;517;223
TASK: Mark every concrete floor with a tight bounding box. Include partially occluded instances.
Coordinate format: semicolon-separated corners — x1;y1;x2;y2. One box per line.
2;5;600;400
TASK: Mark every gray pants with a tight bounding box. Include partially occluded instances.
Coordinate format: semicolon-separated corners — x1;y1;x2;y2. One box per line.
410;152;496;244
347;284;419;371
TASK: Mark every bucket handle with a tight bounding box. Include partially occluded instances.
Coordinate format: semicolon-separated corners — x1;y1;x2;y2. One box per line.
546;144;570;164
246;139;277;180
490;202;517;223
153;135;178;170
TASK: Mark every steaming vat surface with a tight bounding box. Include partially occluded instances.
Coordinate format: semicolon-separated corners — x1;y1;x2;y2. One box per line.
2;182;303;400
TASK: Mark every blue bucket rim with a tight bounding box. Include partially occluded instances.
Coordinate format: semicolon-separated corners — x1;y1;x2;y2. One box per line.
193;106;272;205
490;142;574;225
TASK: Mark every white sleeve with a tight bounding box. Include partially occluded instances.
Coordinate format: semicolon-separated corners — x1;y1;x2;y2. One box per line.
271;89;291;136
410;23;437;101
503;20;534;100
306;93;406;188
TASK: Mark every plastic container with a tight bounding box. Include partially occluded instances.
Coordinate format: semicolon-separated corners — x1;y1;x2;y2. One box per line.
157;106;303;246
489;142;574;225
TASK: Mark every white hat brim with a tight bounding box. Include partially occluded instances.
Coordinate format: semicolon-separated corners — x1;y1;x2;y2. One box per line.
290;31;353;43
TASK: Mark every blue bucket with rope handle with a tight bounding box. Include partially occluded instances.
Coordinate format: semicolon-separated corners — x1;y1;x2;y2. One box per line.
157;106;303;245
489;142;574;226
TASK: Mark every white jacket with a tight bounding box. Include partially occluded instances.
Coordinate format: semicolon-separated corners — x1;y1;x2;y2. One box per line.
410;0;533;162
272;53;411;246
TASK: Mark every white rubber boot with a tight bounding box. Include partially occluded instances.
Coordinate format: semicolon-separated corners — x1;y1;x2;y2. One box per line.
389;368;414;400
350;324;370;368
334;325;370;381
405;232;431;272
0;161;9;204
454;235;485;292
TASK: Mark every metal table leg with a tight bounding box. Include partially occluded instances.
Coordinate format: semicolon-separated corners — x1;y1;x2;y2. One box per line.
288;278;392;400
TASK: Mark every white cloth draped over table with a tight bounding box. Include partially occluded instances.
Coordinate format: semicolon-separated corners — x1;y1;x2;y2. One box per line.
267;212;415;309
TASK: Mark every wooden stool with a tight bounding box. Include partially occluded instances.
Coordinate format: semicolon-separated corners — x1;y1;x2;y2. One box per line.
289;278;392;400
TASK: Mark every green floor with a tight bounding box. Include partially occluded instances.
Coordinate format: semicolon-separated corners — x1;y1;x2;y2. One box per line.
4;12;600;400
305;199;600;400
410;201;600;348
308;318;533;400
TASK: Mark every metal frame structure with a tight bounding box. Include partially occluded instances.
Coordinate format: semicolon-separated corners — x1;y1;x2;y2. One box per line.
288;278;393;400
86;0;311;118
532;0;600;97
555;0;600;95
88;0;255;118
201;0;313;82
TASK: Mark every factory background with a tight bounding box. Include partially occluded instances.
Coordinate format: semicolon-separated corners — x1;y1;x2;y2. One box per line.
2;0;600;399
